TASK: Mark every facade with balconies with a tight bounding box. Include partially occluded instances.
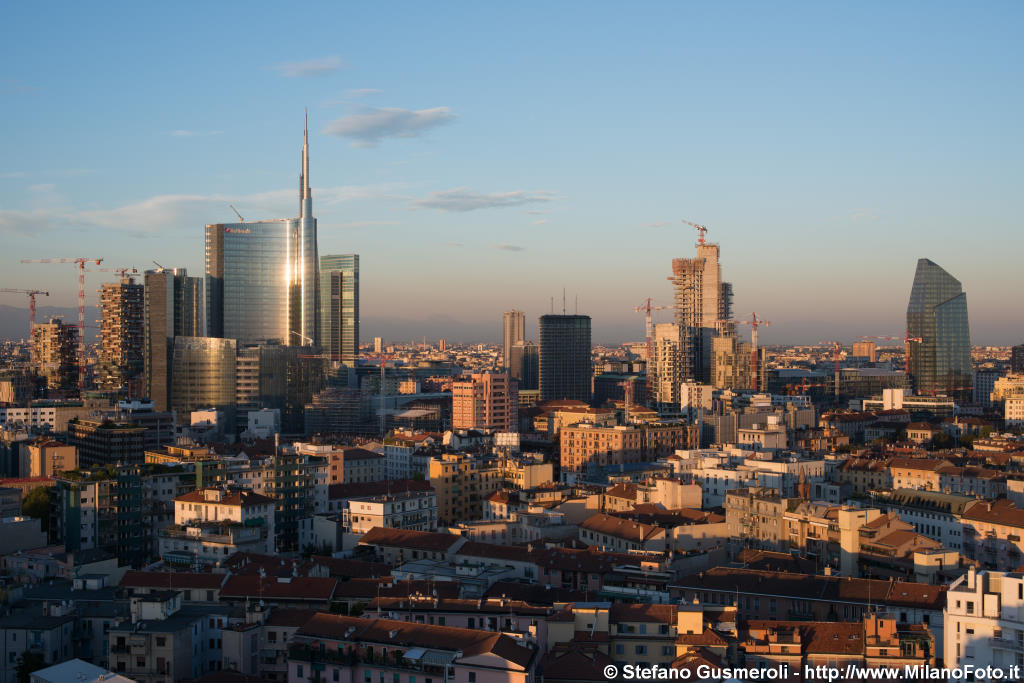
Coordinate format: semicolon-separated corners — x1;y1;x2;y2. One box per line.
944;567;1024;675
159;486;275;564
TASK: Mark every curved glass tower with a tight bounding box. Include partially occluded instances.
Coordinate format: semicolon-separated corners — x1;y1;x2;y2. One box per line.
906;258;971;398
205;114;319;346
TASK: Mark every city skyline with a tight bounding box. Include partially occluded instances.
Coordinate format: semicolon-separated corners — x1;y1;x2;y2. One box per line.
2;2;1022;345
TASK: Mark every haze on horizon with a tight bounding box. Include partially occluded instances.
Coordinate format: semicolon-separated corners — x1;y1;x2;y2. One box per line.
1;2;1021;347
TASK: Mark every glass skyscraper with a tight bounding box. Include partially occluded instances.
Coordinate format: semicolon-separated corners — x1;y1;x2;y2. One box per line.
205;115;319;347
539;314;592;402
319;254;359;364
906;258;972;398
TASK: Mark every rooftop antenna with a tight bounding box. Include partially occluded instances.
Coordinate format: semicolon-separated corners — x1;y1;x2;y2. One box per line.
229;204;245;222
575;295;578;315
562;288;566;315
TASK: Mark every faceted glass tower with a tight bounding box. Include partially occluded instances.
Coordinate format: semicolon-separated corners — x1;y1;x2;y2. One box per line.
319;254;359;364
539;314;592;402
906;258;971;397
205;114;319;347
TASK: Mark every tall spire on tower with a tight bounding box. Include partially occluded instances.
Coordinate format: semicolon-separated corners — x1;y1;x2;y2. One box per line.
302;108;311;202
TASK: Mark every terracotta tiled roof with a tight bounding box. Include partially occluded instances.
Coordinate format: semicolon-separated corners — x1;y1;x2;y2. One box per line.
220;576;338;601
541;646;614;682
175;487;275;506
120;571;226;590
609;603;676;624
328;479;433;501
675;629;729;647
265;608;318;628
605;483;638;500
358;527;463;552
309;556;391;579
298;613;535;668
369;596;549;616
676;568;945;611
962;498;1024;528
456;541;530;563
889;458;947;472
580;513;664;542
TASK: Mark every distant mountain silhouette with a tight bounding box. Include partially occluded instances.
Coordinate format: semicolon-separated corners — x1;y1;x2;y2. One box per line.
0;305;100;342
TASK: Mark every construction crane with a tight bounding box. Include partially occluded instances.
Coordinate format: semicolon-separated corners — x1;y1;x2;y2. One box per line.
87;267;139;280
681;219;708;246
229;204;245;222
633;298;669;398
734;313;771;391
0;289;49;329
20;257;103;390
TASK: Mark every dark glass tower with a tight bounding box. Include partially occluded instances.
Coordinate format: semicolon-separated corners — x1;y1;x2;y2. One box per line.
319;254;359;364
906;259;971;398
539;314;592;402
144;267;203;411
510;340;539;390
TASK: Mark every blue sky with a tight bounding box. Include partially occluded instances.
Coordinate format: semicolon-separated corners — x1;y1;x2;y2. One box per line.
1;1;1021;345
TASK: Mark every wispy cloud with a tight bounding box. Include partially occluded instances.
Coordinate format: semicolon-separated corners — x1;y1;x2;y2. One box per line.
411;188;556;213
339;220;399;229
533;219;548;225
851;210;880;222
494;244;526;252
648;221;668;227
0;210;59;235
324;106;456;147
169;129;223;137
0;184;400;237
0;79;39;95
1;171;26;179
272;56;344;78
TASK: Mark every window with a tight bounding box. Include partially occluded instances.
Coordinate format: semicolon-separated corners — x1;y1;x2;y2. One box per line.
662;646;672;656
967;602;975;614
615;644;624;655
156;636;166;647
635;645;647;655
468;675;476;683
268;631;277;642
298;666;304;678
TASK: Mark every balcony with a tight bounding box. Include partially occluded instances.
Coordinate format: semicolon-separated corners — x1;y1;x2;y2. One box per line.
989;637;1024;651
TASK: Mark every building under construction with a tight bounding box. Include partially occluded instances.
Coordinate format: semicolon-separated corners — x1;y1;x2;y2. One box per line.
96;277;145;398
666;232;734;389
30;317;79;395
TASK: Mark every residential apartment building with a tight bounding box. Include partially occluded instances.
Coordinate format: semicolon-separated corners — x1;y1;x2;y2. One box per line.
21;438;77;477
29;318;78;395
428;453;506;525
560;421;691;473
159;486;275;564
944;567;1024;675
452;372;518;432
0;613;75;683
296;443;384;484
287;614;537;683
107;592;228;683
342;488;439;534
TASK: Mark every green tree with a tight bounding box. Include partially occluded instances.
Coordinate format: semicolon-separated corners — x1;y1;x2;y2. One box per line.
21;487;51;533
15;651;46;683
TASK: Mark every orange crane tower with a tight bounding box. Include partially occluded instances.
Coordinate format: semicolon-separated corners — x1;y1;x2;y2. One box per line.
21;257;103;389
0;289;49;329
